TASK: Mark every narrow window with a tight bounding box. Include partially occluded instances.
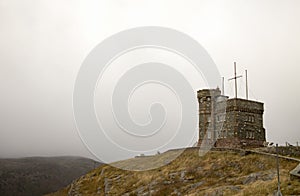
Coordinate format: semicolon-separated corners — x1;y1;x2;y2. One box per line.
207;131;211;139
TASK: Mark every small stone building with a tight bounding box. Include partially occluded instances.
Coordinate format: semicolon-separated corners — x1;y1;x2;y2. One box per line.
197;88;266;148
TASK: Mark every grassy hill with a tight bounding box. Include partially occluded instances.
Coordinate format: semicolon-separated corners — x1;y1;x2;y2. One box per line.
0;156;102;196
47;148;300;196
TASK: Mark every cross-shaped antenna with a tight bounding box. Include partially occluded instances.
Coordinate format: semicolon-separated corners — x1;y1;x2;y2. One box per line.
228;62;242;98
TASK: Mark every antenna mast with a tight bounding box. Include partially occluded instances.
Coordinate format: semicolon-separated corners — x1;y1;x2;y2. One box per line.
228;62;242;98
222;77;225;95
245;70;249;100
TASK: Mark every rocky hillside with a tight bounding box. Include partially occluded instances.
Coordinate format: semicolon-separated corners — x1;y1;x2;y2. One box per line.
48;148;300;196
0;156;102;196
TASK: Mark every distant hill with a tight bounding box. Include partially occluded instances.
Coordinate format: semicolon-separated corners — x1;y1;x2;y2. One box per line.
48;148;300;196
0;156;102;196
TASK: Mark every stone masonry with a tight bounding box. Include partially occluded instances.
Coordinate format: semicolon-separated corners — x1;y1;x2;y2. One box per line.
197;88;266;148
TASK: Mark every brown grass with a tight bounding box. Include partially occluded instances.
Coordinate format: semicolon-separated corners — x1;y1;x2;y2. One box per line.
46;148;300;196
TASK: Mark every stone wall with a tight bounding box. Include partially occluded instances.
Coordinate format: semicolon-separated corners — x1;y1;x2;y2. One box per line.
215;138;265;148
197;88;266;148
259;146;300;158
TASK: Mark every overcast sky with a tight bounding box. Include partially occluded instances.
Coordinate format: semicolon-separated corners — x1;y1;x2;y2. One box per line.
0;0;300;161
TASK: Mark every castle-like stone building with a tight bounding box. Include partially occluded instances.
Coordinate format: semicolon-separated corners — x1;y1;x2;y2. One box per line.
197;88;266;148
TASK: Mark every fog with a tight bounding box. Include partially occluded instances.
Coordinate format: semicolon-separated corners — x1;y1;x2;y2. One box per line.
0;0;299;161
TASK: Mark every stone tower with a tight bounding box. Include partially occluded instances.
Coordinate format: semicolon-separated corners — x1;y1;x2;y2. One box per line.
197;88;226;146
197;88;266;148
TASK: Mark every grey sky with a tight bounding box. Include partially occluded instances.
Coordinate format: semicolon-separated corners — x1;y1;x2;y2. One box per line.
0;0;299;160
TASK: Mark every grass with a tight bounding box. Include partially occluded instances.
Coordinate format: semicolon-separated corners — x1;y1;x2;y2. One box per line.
47;148;300;196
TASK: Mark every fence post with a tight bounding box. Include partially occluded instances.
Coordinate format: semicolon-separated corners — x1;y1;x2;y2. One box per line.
276;144;282;196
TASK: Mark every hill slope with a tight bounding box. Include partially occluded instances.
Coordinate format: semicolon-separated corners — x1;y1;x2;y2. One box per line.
48;149;300;195
0;156;102;196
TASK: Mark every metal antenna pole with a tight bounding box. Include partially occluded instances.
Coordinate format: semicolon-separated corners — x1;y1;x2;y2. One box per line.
246;70;249;100
234;62;237;98
228;62;242;99
222;77;225;95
